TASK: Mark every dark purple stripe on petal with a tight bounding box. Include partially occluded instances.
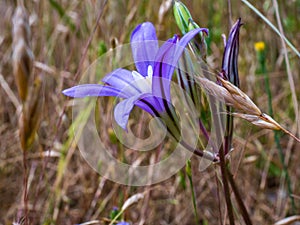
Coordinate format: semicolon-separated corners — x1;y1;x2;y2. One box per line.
222;18;242;87
221;18;242;154
113;93;159;130
136;95;165;114
152;35;178;102
152;28;208;102
62;84;129;98
113;93;166;130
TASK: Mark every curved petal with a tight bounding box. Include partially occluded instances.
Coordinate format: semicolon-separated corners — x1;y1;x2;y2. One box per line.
62;84;129;98
131;22;159;76
152;28;208;101
114;95;141;130
102;68;141;95
152;35;178;102
114;93;165;130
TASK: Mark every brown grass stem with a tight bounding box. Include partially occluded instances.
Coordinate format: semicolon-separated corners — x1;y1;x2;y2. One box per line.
22;146;29;225
214;167;223;225
272;0;300;138
227;169;253;225
74;0;108;81
218;145;235;225
0;73;20;109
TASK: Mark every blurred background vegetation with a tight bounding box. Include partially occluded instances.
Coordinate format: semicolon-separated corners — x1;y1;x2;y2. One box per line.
0;0;299;224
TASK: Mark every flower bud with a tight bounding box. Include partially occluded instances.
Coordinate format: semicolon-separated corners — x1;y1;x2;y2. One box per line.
173;0;193;34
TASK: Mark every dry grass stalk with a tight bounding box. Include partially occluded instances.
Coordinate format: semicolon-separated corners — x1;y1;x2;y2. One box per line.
19;77;43;150
196;76;300;143
12;5;43;225
12;5;44;150
12;6;34;103
274;215;300;225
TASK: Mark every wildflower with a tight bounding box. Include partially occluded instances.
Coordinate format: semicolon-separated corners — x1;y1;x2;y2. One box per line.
254;41;266;65
63;22;207;132
254;41;265;52
110;206;120;220
116;222;130;225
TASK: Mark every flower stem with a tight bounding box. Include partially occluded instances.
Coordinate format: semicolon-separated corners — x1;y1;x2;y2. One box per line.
227;169;252;225
219;145;235;225
179;140;219;162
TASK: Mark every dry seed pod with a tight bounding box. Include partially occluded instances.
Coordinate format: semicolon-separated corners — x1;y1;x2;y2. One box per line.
197;76;300;142
218;77;262;115
197;77;232;103
12;6;33;102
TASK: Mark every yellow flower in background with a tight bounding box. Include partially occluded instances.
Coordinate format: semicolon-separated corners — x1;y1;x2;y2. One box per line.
254;41;265;52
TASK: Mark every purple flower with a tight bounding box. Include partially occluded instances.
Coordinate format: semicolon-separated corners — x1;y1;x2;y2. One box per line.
63;22;208;130
116;222;130;225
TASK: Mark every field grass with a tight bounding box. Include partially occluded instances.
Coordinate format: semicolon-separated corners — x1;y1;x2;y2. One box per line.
0;0;299;224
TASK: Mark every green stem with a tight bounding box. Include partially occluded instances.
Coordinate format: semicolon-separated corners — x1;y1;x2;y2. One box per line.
261;61;273;117
274;131;295;213
186;160;199;224
260;53;295;213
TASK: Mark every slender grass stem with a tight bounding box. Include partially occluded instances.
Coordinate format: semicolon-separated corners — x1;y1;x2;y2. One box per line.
214;167;223;225
274;131;296;213
22;147;29;225
256;41;296;213
186;160;199;224
219;145;235;225
272;0;297;211
241;0;300;58
227;169;252;225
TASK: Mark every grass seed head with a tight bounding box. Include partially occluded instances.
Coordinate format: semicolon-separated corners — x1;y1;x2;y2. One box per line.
12;6;33;102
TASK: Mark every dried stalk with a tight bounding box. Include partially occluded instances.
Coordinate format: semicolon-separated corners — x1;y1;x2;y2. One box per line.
12;5;43;225
12;6;33;103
